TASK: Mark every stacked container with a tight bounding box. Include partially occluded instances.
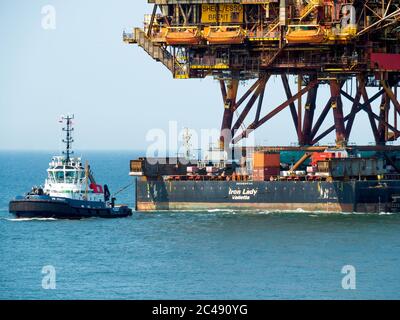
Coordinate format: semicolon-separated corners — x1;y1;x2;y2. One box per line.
252;152;280;181
317;157;385;178
311;152;335;166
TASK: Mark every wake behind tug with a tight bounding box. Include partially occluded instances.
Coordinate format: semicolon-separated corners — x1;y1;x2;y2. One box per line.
9;115;132;219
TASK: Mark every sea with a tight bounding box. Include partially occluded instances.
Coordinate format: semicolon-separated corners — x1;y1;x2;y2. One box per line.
1;151;400;300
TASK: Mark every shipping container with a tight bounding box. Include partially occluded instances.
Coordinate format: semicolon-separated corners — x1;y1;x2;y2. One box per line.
130;157;197;177
253;152;280;168
235;167;248;175
280;171;291;177
252;167;280;181
253;167;280;175
187;166;199;173
317;158;385;178
311;149;349;166
206;166;218;173
307;166;317;173
311;152;335;166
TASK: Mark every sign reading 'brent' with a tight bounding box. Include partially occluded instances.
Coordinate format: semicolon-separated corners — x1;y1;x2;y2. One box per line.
201;4;244;23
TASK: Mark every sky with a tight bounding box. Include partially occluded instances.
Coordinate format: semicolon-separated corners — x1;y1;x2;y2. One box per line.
0;0;396;151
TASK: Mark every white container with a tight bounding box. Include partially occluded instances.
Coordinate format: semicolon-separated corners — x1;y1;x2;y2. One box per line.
307;166;317;173
187;166;199;173
315;172;329;177
206;166;218;173
280;171;291;177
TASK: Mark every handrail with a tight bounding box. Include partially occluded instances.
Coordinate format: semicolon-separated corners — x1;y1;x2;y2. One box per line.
299;0;322;21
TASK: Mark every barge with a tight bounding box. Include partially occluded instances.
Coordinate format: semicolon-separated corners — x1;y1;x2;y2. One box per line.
130;147;400;213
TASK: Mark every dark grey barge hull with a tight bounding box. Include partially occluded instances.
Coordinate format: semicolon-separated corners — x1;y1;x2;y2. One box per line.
9;198;132;219
135;179;400;213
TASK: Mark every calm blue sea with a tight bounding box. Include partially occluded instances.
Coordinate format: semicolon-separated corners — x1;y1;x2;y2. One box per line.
1;151;400;300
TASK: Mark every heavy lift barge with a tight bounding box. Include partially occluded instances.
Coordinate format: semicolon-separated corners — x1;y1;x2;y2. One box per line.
126;1;400;212
130;146;400;213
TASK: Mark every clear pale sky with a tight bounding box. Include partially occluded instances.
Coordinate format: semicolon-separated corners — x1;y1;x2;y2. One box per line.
0;0;393;151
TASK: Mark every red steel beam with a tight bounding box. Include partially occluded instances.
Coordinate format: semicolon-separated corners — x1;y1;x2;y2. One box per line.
297;75;303;143
255;79;318;129
220;80;227;103
381;80;400;115
359;85;380;143
220;79;239;149
310;98;332;140
281;74;299;138
232;79;318;144
233;78;263;112
377;92;390;143
313;88;388;144
255;80;266;124
395;86;398;130
232;76;269;132
311;106;399;145
345;77;363;139
330;80;346;145
341;89;384;108
339;89;400;141
302;82;318;145
310;81;346;140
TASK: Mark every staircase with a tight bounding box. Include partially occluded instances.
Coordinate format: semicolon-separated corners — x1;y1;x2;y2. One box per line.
299;0;322;21
128;28;174;72
268;18;280;34
123;28;194;79
262;46;285;68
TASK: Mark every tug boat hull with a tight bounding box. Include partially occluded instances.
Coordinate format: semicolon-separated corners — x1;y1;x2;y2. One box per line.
9;196;132;219
8;114;133;220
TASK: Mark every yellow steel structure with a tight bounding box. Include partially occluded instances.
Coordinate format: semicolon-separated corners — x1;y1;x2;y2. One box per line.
125;1;400;148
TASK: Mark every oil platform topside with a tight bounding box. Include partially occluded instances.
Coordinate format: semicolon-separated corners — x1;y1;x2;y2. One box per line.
125;1;400;213
125;0;400;149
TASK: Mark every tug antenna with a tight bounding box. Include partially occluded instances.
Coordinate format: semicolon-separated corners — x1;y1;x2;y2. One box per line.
61;114;74;162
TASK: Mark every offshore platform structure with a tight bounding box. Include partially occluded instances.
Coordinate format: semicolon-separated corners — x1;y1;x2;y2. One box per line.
124;0;400;152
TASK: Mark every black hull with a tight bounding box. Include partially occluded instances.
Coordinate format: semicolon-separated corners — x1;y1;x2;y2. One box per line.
9;199;132;219
135;179;400;213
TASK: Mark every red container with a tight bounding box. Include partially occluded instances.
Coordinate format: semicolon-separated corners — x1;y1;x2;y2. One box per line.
253;152;280;168
253;167;280;181
311;152;335;166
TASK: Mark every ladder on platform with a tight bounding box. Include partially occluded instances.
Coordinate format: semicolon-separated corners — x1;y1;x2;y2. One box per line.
299;0;322;22
124;28;187;78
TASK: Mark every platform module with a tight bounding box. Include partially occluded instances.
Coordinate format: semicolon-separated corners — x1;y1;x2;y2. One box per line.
125;1;400;149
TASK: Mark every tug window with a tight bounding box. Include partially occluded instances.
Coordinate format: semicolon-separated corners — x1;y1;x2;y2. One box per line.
55;171;65;182
77;170;85;183
48;172;56;182
65;171;76;183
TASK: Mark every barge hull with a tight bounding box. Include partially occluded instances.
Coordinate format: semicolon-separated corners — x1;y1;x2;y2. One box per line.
135;180;400;213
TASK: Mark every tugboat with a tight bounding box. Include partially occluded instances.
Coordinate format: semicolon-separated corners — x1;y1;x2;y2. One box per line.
9;115;132;219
